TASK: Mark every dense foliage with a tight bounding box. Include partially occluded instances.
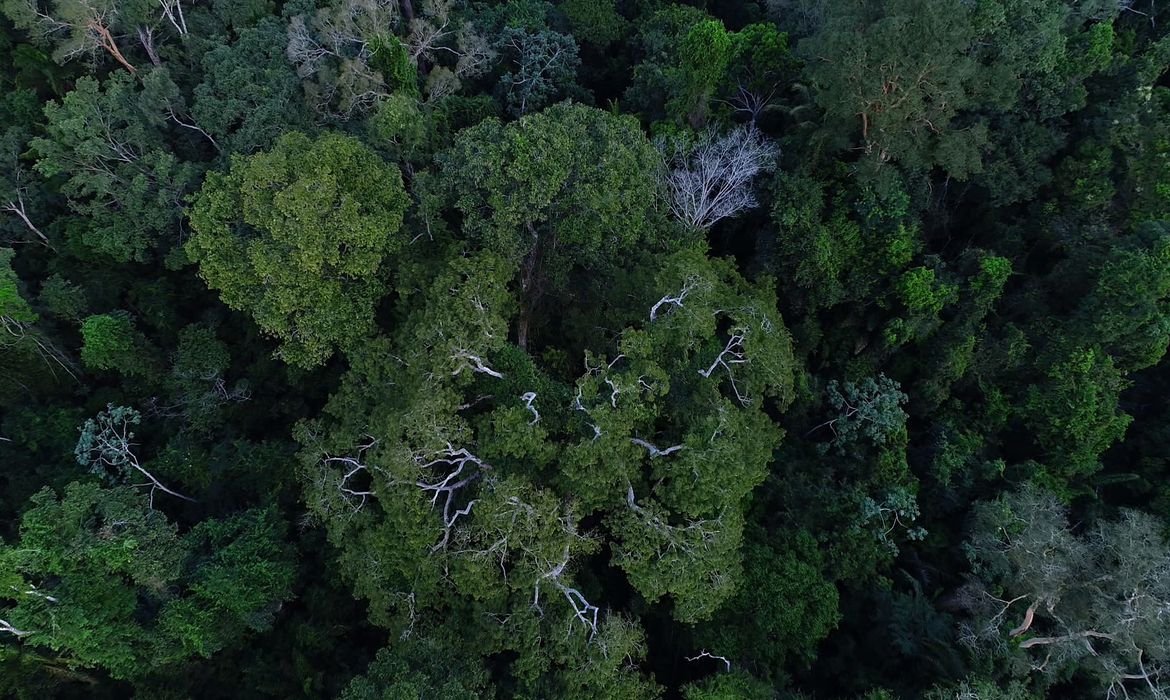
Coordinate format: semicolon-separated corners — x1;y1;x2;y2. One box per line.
2;1;1170;698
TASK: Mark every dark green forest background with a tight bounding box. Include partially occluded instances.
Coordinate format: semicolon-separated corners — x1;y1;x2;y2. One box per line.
2;0;1170;697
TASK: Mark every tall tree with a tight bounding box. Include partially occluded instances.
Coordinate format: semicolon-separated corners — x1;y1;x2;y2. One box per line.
187;131;409;368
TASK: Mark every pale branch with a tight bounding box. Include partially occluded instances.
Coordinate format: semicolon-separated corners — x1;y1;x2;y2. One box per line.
649;276;701;322
630;438;685;459
520;391;540;425
698;329;751;406
451;350;504;379
626;486;723;559
167;108;220;151
137;26;161;66
415;445;490;551
81;411;194;508
534;544;599;638
0;618;32;637
16;584;59;604
687;650;732;672
159;0;188;35
1019;630;1116;649
2;196;52;248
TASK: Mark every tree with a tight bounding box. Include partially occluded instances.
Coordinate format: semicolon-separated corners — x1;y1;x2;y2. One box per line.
426;102;675;349
31;72;199;262
75;404;193;508
496;27;579;116
0;482;294;680
1;248;75;390
187;131;409;367
961;485;1170;698
79;313;155;377
1;0;147;73
661;124;779;231
0;127;49;247
286;0;495;116
800;0;995;177
193;18;311;155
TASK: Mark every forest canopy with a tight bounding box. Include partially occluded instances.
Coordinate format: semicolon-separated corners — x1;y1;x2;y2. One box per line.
2;1;1170;698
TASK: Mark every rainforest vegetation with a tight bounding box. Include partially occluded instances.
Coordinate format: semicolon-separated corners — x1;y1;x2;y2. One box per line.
2;0;1170;698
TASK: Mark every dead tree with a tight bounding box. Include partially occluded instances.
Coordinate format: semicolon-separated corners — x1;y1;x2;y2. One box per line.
663;125;779;231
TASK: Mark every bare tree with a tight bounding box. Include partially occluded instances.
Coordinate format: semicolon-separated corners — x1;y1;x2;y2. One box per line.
662;125;779;231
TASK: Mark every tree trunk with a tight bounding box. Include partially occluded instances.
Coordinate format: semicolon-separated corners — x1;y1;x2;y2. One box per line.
90;20;137;74
516;224;545;352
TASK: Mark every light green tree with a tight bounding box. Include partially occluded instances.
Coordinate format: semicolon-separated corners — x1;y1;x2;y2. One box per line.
187;131;409;368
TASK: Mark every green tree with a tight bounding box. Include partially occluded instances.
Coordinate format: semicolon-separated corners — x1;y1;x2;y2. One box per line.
0;482;294;680
192;18;310;154
187;131;409;368
79;312;154;377
426;102;675;349
32;72;199;262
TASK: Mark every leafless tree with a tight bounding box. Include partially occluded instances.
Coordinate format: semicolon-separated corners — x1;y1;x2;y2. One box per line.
662;125;779;231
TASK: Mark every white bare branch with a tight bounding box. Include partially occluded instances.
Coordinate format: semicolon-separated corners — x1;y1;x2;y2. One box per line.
649;276;701;322
77;408;194;509
630;438;685;459
451;350;504;379
415;444;490;551
698;329;751;406
167;108;220;151
534;544;599;638
320;436;380;513
520;391;540;425
159;0;188;35
0;618;32;637
2;196;52;248
687;650;732;671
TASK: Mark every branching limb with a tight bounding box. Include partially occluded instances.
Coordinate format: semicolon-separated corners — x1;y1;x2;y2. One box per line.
520;391;540;424
687;650;732;672
649;276;700;322
630;438;684;458
415;445;490;550
0;618;32;637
